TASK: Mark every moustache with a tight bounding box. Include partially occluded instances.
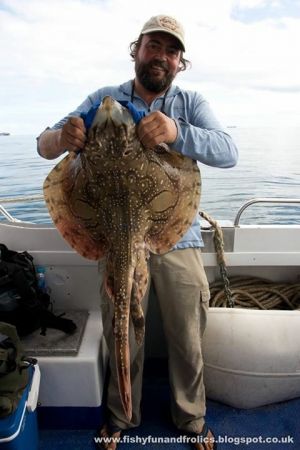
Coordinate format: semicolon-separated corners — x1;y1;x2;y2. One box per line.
148;60;169;71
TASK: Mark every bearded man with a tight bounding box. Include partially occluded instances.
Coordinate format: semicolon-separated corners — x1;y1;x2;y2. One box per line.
38;15;238;450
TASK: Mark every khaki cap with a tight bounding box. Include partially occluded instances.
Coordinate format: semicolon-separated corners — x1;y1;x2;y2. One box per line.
140;15;185;51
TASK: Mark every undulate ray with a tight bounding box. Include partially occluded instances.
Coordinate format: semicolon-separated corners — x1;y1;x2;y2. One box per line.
43;96;201;420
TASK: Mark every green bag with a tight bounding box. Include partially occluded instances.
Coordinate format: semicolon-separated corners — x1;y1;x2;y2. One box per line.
0;322;33;418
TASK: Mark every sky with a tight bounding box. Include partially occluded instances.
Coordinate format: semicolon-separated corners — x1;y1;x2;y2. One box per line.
0;0;300;134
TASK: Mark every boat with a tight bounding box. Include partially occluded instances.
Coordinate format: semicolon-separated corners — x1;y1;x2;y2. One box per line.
0;196;300;448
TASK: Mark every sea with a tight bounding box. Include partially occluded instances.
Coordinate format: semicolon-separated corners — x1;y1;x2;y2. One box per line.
0;127;299;225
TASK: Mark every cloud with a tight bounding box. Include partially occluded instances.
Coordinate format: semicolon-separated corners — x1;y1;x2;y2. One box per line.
252;84;300;92
0;0;300;133
232;0;300;23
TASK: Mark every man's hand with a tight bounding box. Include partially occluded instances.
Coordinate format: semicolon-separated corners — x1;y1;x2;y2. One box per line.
60;117;87;153
137;111;178;149
38;116;87;159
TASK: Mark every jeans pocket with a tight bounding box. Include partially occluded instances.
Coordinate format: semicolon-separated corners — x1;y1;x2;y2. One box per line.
200;289;210;303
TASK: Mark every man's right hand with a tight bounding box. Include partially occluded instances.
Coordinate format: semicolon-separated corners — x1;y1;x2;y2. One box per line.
60;117;87;153
38;117;87;160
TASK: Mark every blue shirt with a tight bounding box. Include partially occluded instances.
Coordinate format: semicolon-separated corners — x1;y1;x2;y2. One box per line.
50;80;238;249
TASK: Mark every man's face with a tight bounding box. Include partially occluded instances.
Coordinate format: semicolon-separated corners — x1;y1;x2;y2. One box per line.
135;32;182;93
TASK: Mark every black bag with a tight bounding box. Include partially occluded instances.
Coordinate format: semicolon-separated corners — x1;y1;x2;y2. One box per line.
0;322;35;418
0;243;77;336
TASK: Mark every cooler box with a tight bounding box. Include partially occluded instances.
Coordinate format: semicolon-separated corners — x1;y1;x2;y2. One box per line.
0;364;40;450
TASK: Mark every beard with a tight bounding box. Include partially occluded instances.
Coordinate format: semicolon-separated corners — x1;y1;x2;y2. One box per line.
135;58;176;93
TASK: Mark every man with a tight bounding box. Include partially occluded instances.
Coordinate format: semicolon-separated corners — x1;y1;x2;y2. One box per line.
38;15;238;450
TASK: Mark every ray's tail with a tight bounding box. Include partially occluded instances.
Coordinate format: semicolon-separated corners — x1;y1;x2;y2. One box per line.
105;250;149;421
109;262;134;421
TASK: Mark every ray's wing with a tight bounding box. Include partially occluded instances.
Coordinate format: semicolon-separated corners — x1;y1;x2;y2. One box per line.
43;152;107;260
146;150;201;254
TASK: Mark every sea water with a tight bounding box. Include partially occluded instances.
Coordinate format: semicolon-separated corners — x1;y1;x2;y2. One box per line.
0;127;299;224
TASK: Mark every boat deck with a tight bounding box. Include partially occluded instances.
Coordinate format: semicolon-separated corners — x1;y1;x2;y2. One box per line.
39;359;300;449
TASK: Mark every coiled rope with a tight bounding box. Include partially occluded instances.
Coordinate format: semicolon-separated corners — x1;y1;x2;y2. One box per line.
210;276;300;309
199;210;300;310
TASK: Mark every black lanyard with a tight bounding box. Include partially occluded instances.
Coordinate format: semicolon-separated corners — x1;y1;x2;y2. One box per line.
130;80;170;114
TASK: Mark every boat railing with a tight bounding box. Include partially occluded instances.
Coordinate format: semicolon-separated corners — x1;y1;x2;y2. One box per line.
234;197;300;226
1;195;300;226
0;194;44;222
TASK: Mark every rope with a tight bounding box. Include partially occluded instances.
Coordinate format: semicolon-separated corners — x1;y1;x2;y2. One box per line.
199;210;234;307
210;276;300;310
199;210;300;310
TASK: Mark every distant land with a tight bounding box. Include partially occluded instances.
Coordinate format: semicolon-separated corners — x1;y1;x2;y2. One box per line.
0;132;10;136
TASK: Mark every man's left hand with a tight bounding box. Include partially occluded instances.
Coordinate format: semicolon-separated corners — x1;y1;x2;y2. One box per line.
137;111;178;149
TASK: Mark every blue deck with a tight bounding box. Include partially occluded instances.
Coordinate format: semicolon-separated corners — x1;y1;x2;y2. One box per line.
38;359;300;450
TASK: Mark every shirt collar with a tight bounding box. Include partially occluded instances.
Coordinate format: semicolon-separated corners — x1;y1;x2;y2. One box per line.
119;80;181;99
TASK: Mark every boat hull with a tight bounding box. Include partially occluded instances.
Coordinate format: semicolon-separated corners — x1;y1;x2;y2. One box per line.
1;219;300;415
203;307;300;408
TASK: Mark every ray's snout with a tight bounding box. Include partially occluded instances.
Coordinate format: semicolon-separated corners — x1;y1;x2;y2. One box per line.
102;95;115;110
91;96;133;128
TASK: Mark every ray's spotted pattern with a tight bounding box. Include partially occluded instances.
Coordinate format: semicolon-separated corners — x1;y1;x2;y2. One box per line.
43;96;201;420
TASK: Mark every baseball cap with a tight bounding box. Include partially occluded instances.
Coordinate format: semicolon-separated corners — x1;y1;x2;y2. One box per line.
140;15;185;52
